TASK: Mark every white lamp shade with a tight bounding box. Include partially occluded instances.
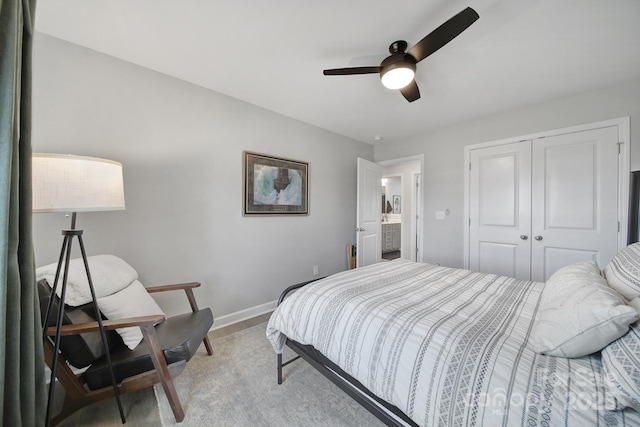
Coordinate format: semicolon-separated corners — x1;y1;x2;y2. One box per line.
32;153;126;213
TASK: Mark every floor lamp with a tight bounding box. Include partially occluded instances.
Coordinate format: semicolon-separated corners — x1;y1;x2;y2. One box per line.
32;153;127;426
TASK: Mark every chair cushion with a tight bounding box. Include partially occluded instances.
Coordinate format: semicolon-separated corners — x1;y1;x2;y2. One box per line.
84;307;213;390
38;279;123;368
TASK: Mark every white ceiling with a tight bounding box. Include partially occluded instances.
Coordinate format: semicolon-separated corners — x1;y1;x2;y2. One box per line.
35;0;640;145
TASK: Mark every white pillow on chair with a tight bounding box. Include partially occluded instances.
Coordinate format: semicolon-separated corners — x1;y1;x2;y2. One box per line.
37;254;137;306
97;280;165;350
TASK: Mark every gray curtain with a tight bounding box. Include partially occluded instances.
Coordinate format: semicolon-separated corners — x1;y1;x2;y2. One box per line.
0;0;46;426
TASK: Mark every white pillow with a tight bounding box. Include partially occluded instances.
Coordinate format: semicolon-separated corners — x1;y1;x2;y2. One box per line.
37;254;138;306
601;319;640;411
605;243;640;300
530;261;638;358
97;280;165;350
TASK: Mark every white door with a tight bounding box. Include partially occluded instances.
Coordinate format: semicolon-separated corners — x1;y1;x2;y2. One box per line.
530;126;620;281
356;158;382;267
469;141;532;280
468;125;622;281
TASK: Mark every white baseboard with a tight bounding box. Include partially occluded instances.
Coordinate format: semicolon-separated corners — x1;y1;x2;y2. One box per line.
211;300;277;331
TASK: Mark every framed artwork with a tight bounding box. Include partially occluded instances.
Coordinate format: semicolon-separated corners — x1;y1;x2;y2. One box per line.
243;151;309;215
393;195;401;214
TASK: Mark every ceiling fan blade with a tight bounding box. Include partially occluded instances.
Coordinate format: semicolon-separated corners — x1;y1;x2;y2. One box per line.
407;7;479;63
400;80;420;102
323;66;381;76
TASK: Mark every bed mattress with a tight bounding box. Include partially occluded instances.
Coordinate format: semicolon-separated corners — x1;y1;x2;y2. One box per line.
267;260;640;427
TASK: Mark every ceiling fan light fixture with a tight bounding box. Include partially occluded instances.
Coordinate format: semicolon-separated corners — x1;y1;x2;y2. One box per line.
380;52;416;90
381;66;415;89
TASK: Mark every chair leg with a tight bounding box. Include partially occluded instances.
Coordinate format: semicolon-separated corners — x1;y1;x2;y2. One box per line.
183;288;214;356
203;335;214;356
50;393;83;427
140;324;185;422
157;377;184;422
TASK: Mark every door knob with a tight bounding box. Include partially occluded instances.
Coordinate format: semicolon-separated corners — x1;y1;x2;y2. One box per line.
520;235;528;240
534;235;543;241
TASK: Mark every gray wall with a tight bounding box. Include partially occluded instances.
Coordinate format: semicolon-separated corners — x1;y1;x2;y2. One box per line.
32;34;372;322
375;78;640;268
32;32;640;320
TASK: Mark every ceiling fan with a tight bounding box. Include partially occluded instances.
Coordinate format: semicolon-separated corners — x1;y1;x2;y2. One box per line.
323;7;479;102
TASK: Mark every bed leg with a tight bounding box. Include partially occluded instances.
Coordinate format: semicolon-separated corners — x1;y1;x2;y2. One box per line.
277;342;301;384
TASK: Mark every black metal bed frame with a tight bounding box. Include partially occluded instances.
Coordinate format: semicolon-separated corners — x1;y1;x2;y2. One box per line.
275;279;418;427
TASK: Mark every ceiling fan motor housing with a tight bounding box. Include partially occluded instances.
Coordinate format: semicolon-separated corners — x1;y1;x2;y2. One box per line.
380;40;416;83
380;42;417;89
380;52;417;75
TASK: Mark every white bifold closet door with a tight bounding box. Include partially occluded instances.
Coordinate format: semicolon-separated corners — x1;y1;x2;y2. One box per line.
469;126;620;282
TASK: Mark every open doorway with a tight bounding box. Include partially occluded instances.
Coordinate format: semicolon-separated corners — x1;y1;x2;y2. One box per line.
381;175;402;260
378;155;424;263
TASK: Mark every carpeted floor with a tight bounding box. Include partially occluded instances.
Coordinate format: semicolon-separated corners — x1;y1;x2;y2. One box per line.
155;322;386;426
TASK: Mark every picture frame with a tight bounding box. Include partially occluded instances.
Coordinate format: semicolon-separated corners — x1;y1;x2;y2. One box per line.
243;151;309;215
393;195;401;214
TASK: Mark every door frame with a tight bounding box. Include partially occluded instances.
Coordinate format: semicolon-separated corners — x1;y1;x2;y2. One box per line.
378;154;425;263
463;116;630;270
381;173;402;258
413;172;422;262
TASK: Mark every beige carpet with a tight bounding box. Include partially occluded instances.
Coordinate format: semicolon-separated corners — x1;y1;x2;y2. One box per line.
154;322;386;426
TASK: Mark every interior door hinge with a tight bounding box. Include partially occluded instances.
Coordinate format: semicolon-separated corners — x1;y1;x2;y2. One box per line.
618;221;621;232
469;162;472;171
618;141;624;154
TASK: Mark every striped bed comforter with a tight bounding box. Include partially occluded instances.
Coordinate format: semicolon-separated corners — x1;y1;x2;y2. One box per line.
266;260;640;427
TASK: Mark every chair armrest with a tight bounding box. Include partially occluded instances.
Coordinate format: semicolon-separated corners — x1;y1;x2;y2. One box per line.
145;282;204;313
45;314;166;336
145;282;201;294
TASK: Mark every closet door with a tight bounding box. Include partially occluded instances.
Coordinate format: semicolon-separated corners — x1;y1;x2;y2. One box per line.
469;141;532;280
530;126;620;281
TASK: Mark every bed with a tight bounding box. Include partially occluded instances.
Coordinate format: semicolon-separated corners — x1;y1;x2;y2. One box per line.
266;256;640;427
